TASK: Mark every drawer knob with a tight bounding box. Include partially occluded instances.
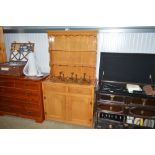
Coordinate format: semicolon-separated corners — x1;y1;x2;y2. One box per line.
110;95;115;101
142;99;146;106
27;111;33;114
109;124;112;129
110;106;113;111
125;106;129;110
25;92;31;95
27;101;32;104
141;110;144;115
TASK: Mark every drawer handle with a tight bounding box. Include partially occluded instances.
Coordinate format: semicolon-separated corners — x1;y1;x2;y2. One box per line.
25;92;31;96
125;106;129;110
109;124;112;129
27;101;32;104
141;110;144;115
110;106;113;111
142;99;146;106
27;111;33;114
110;95;115;101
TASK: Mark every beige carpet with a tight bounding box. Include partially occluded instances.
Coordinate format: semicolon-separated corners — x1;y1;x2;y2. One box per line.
0;115;88;129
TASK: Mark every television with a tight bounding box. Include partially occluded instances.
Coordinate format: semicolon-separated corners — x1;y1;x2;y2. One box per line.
99;52;155;84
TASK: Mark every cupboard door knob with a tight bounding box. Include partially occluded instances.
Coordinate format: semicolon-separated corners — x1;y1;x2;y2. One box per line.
44;96;46;100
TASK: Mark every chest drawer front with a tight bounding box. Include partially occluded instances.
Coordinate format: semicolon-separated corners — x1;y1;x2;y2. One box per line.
0;88;41;104
98;104;123;113
98;94;125;102
68;86;92;95
145;99;155;106
0;102;41;117
22;107;40;117
129;107;155;117
0;78;14;87
15;80;40;90
96;121;123;129
43;82;67;93
127;97;142;105
0;104;11;112
0;97;40;108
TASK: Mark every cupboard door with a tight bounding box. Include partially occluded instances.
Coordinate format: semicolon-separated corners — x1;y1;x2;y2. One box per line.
67;95;93;127
44;92;66;121
0;27;6;63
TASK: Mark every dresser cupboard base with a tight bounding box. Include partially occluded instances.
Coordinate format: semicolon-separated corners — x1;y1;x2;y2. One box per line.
42;81;94;127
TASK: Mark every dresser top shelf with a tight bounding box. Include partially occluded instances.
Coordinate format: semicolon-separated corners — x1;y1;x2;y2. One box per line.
0;73;49;81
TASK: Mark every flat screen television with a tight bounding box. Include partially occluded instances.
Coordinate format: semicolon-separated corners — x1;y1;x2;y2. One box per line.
99;52;155;84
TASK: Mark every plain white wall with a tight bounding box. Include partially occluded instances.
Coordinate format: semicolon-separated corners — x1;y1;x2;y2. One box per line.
4;33;50;73
101;32;155;53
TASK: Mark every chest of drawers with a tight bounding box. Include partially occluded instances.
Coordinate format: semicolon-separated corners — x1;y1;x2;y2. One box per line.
0;74;48;122
95;82;155;129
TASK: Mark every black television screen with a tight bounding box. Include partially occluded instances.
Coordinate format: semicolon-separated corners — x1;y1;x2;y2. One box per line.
99;52;155;84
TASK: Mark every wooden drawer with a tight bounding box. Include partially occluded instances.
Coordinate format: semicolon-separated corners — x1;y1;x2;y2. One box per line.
127;97;155;107
98;94;125;102
0;104;11;112
14;80;40;90
43;82;67;93
0;88;41;102
145;99;155;106
96;121;123;129
0;78;14;87
23;107;40;117
98;104;123;113
97;94;111;100
127;97;142;105
68;86;92;95
0;97;40;108
0;103;40;117
129;107;155;117
0;104;23;114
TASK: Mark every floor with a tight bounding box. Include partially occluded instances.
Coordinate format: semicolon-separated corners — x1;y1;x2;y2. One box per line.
0;115;88;129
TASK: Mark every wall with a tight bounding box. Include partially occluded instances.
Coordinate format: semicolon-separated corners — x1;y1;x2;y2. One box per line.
96;32;155;79
4;33;50;73
101;32;155;53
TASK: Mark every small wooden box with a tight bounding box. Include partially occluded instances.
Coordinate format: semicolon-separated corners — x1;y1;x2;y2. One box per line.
0;61;26;76
0;42;34;76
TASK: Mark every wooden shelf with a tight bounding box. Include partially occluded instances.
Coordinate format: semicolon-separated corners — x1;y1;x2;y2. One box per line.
50;50;97;53
51;63;96;68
